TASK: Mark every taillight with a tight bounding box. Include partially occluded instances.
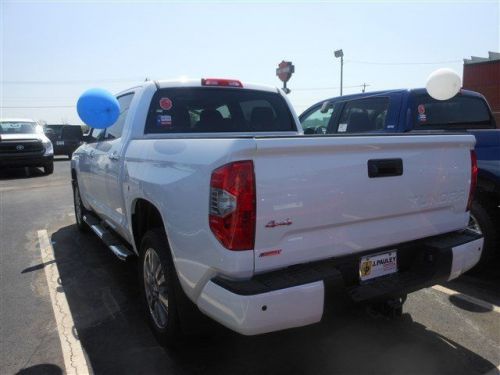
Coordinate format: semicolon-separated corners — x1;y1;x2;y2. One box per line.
209;161;255;250
201;78;243;88
467;150;478;211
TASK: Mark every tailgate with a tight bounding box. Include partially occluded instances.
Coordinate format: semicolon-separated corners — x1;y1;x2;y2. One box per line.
253;134;475;273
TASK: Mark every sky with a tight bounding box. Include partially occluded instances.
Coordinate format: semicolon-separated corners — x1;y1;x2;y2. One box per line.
1;0;499;124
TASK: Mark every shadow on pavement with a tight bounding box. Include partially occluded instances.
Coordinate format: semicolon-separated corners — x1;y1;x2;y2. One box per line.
0;167;46;180
50;224;497;375
443;255;500;307
53;156;71;162
16;364;63;375
0;157;67;181
448;294;493;313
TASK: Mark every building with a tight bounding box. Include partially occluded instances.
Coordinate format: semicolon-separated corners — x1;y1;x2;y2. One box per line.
463;51;500;127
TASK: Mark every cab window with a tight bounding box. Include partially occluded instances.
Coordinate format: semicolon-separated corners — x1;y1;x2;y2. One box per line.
337;97;389;133
144;88;295;133
413;94;493;129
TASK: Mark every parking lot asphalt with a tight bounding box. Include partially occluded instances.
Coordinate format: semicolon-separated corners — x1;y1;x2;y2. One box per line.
0;159;499;375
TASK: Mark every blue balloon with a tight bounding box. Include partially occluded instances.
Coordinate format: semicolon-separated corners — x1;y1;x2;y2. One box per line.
77;88;120;129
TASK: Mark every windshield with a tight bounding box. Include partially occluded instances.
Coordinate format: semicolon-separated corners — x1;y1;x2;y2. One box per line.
413;94;494;129
0;121;40;134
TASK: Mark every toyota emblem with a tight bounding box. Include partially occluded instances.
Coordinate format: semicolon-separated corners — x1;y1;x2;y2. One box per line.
16;145;24;151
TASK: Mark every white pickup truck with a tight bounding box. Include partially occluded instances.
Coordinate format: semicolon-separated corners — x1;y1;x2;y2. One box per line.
71;78;483;346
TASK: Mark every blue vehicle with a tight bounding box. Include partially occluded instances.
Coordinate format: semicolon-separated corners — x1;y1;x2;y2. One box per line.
300;88;499;269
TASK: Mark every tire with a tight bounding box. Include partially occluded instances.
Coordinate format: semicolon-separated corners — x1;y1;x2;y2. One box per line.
139;228;181;347
468;199;499;271
73;182;89;232
44;163;54;175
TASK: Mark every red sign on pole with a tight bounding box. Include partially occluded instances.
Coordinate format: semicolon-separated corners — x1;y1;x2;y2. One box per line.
276;60;295;94
276;61;295;83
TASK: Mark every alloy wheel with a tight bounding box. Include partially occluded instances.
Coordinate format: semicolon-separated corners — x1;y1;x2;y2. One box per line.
143;248;169;329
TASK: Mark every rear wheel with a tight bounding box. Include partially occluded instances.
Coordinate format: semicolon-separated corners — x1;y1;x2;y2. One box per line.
139;229;181;347
468;200;499;271
43;163;54;175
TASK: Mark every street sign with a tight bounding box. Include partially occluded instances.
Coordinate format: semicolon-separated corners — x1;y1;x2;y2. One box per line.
276;60;295;94
276;61;295;83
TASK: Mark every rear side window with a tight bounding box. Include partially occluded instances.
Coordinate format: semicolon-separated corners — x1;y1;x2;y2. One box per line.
145;88;295;133
104;93;135;140
337;97;389;133
413;94;493;129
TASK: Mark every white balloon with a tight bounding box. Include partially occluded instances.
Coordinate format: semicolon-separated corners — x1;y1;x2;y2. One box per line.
426;68;462;101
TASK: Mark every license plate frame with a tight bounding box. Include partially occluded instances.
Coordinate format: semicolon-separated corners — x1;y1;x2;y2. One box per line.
359;250;398;282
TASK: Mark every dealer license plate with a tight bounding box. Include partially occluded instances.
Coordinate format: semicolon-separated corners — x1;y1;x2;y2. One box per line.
359;250;398;282
56;141;64;146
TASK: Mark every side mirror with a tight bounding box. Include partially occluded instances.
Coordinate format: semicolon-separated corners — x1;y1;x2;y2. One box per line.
77;88;120;128
320;101;332;113
82;135;92;143
426;68;461;101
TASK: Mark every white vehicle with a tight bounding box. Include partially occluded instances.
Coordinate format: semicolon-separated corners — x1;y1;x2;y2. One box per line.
0;118;54;174
71;78;483;345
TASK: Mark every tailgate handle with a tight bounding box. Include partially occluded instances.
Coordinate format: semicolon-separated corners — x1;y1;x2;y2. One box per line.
368;158;403;178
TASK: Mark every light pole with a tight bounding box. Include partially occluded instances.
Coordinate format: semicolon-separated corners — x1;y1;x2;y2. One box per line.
334;49;344;96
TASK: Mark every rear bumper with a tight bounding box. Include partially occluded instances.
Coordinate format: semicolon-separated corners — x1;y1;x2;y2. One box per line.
0;154;53;168
196;230;483;335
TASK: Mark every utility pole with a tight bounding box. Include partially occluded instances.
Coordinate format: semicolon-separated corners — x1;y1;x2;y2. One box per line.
362;83;370;93
334;49;344;96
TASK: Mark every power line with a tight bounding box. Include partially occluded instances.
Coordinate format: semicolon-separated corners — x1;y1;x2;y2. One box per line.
0;85;368;106
1;78;143;85
345;59;462;65
1;83;366;91
293;84;366;91
1;96;80;100
0;105;75;108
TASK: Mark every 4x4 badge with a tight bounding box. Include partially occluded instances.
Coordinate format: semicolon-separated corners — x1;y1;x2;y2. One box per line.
265;219;292;228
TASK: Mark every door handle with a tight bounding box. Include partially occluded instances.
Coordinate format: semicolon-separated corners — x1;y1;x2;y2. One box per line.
108;151;120;161
368;158;403;178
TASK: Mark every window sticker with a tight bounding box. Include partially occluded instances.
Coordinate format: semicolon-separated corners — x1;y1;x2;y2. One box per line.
159;97;173;111
417;104;427;122
156;114;172;128
418;113;427;122
338;123;348;132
